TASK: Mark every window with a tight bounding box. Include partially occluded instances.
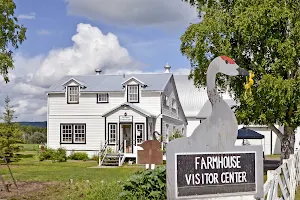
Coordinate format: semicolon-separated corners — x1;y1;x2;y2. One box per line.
163;94;168;107
127;85;139;103
67;86;79;104
172;99;177;112
108;124;117;144
166;124;169;142
97;93;109;103
136;123;144;143
74;124;85;143
60;124;86;144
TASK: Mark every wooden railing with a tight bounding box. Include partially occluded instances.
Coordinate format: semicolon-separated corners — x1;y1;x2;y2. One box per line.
263;150;300;200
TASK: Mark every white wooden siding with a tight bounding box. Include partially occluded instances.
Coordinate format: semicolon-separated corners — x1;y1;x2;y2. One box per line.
48;92;160;116
161;77;186;128
186;117;201;137
48;115;104;151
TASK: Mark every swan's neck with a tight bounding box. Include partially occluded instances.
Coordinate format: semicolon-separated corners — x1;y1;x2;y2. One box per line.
207;63;222;105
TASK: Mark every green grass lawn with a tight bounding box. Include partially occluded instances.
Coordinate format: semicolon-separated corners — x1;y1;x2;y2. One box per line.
0;150;141;200
0;147;296;200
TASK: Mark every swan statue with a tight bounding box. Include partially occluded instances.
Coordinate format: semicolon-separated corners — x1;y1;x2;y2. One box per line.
167;55;249;152
166;55;250;199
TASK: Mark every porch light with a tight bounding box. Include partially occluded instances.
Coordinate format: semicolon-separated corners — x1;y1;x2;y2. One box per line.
124;112;127;116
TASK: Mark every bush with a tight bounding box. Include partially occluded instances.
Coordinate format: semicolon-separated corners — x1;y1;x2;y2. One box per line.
27;132;47;144
39;147;67;162
68;152;89;161
119;166;166;200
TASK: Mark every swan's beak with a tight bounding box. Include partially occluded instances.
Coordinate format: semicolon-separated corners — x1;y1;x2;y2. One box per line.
237;68;249;76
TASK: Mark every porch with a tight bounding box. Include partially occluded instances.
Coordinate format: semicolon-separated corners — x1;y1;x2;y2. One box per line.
98;140;166;166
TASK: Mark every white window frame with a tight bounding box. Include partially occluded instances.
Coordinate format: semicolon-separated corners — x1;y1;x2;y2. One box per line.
172;99;177;113
61;124;72;143
108;124;117;144
163;94;168;107
74;124;86;143
60;123;86;144
97;93;109;103
67;86;79;104
136;123;144;144
127;85;139;103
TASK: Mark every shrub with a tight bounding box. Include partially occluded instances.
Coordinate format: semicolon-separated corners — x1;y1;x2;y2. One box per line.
27;132;47;144
68;152;89;161
169;129;183;141
39;147;67;162
119;166;166;200
51;147;67;162
92;154;99;163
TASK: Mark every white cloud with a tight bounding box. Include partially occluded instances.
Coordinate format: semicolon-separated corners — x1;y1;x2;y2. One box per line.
18;12;36;20
35;107;47;116
13;83;45;95
0;22;192;122
32;23;141;88
65;0;198;28
0;23;142;121
37;29;51;36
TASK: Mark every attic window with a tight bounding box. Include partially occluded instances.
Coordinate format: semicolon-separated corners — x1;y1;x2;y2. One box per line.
67;86;79;104
97;93;109;103
127;85;139;103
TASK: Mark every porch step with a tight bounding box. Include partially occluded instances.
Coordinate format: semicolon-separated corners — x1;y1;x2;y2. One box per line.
101;153;124;167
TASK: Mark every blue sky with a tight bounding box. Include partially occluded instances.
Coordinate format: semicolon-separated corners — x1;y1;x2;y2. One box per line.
14;0;196;71
0;0;199;121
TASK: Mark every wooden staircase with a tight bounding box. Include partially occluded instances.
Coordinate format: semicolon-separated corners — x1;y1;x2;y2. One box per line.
101;153;124;166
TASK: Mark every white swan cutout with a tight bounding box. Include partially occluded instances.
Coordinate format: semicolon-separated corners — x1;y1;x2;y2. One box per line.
167;55;249;152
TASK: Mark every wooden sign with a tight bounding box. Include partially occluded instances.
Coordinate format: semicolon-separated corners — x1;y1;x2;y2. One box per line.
137;140;163;165
176;152;256;198
119;115;133;122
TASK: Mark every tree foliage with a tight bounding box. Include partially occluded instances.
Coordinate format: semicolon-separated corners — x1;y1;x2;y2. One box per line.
0;0;27;83
0;95;15;123
180;0;300;159
0;96;23;162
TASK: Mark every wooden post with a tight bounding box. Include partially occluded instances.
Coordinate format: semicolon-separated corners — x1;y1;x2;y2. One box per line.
0;169;8;192
4;157;17;189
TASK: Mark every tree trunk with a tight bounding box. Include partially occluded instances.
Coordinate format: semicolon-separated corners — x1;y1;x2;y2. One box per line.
280;126;295;162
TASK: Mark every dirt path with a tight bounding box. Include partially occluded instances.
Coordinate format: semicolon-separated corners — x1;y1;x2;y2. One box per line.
0;181;59;199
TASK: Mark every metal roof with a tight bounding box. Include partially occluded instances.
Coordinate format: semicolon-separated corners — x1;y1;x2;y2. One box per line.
173;75;208;117
196;99;237;119
46;73;173;92
174;75;236;118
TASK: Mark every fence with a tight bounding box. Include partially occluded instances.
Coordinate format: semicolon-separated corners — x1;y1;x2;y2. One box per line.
263;150;300;200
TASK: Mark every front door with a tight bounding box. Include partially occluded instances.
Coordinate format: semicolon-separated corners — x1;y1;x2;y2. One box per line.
120;124;132;153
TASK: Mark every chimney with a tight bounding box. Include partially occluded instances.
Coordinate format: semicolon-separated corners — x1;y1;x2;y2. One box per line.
95;68;102;75
164;63;171;73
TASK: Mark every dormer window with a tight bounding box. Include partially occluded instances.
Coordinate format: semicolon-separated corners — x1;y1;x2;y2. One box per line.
127;85;139;103
67;86;79;104
97;93;109;103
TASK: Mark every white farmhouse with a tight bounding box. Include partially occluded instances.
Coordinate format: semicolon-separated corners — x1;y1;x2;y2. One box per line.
46;64;291;165
46;67;187;164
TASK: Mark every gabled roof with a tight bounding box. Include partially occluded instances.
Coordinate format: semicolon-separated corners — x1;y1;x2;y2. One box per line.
121;77;146;86
102;102;156;118
61;78;86;87
46;73;172;93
